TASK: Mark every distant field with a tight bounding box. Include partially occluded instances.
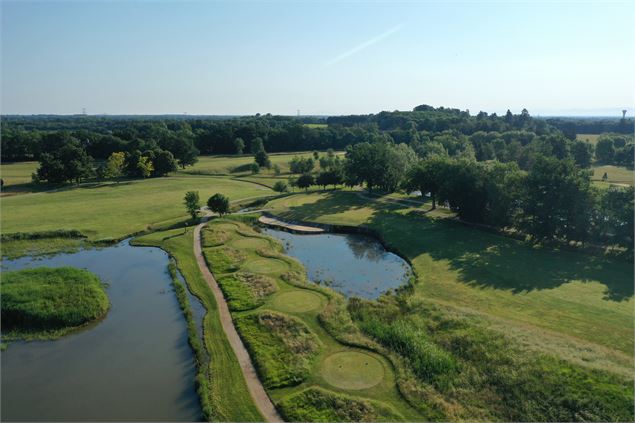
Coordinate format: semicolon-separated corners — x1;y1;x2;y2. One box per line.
577;133;601;145
0;161;38;186
178;151;344;176
591;165;634;187
0;176;272;240
303;123;328;129
267;191;634;375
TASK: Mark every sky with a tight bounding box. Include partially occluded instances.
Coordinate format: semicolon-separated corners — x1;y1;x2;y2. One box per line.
1;0;634;116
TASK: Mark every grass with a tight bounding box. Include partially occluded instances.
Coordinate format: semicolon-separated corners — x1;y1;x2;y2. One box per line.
349;296;634;422
577;133;601;145
178;151;344;177
591;164;634;187
236;310;322;389
265;191;634;372
303;123;328;129
0;161;38;186
1;176;272;241
277;386;403;422
132;228;263;422
201;218;423;421
0;267;109;340
1;230;89;259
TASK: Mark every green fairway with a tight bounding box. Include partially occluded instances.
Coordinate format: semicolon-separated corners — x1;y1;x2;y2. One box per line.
592;164;634;186
272;290;323;313
1;176;272;241
577;133;601;145
0;161;38;186
266;191;634;370
178;151;344;177
0;266;109;340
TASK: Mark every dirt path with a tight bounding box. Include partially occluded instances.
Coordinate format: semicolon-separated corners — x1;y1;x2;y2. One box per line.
193;219;283;423
258;215;325;233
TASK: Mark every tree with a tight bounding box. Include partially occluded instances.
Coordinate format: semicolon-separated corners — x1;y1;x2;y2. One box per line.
404;156;448;209
172;137;199;168
250;162;260;174
137;156;154;178
103;152;126;182
273;164;281;175
595;138;615;163
251;137;264;154
233;137;245;155
36;142;93;184
289;156;314;173
184;191;200;220
207;193;230;216
273;181;288;192
521;155;593;242
152;149;177;176
255;150;271;168
313;151;319;160
296;173;314;191
570;140;594;168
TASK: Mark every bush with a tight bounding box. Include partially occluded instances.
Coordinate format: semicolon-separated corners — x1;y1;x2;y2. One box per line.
273;181;288;192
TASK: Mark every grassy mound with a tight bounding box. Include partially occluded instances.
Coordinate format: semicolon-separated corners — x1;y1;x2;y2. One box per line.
241;257;289;274
1;266;109;339
272;290;323;313
277;386;403;422
236;310;321;388
320;351;385;390
217;272;277;311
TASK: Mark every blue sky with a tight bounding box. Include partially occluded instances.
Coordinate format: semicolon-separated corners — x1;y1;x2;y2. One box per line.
1;1;634;116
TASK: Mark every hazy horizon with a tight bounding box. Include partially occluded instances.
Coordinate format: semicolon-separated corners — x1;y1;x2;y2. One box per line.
2;1;634;116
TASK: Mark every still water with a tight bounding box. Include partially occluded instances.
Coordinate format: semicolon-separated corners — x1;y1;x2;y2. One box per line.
262;228;412;299
1;240;202;421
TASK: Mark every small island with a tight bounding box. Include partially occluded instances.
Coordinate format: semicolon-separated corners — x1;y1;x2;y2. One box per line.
1;266;109;340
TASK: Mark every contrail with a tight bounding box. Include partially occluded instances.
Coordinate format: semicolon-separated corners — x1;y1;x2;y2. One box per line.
324;23;404;67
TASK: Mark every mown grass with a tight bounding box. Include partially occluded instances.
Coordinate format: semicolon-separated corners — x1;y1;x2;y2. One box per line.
349;296;634;422
266;191;633;359
277;386;403;422
178;151;344;177
1;266;109;340
0;161;38;186
236;310;322;389
577;133;601;145
132;228;263;422
591;164;634;186
1;176;272;241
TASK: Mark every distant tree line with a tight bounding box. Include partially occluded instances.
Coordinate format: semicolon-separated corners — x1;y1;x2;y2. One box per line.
545;116;634;136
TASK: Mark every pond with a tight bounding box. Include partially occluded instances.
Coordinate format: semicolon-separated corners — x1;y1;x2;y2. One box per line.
262;228;412;299
1;240;203;422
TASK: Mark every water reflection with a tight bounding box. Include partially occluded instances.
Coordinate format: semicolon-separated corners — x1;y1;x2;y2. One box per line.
262;228;412;299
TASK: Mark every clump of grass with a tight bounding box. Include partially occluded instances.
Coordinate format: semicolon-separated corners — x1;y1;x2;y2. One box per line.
277;386;403;422
235;310;321;388
201;226;231;247
217;272;277;311
203;247;245;273
1;266;109;339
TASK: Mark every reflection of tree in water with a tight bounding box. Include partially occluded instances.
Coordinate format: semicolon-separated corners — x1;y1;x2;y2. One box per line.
345;235;385;262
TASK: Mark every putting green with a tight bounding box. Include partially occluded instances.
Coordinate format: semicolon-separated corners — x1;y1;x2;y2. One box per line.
242;258;288;274
321;351;385;390
231;237;270;250
272;290;323;313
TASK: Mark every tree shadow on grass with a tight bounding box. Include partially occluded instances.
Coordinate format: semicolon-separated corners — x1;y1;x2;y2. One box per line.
368;212;633;302
277;191;633;302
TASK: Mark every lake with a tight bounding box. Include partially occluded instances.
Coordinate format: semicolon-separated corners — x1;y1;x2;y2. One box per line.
1;240;203;421
262;228;412;299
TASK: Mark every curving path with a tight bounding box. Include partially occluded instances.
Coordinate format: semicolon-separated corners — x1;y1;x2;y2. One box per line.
193;218;283;423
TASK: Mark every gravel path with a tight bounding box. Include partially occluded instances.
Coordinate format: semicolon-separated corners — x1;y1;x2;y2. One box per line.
193;218;283;423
